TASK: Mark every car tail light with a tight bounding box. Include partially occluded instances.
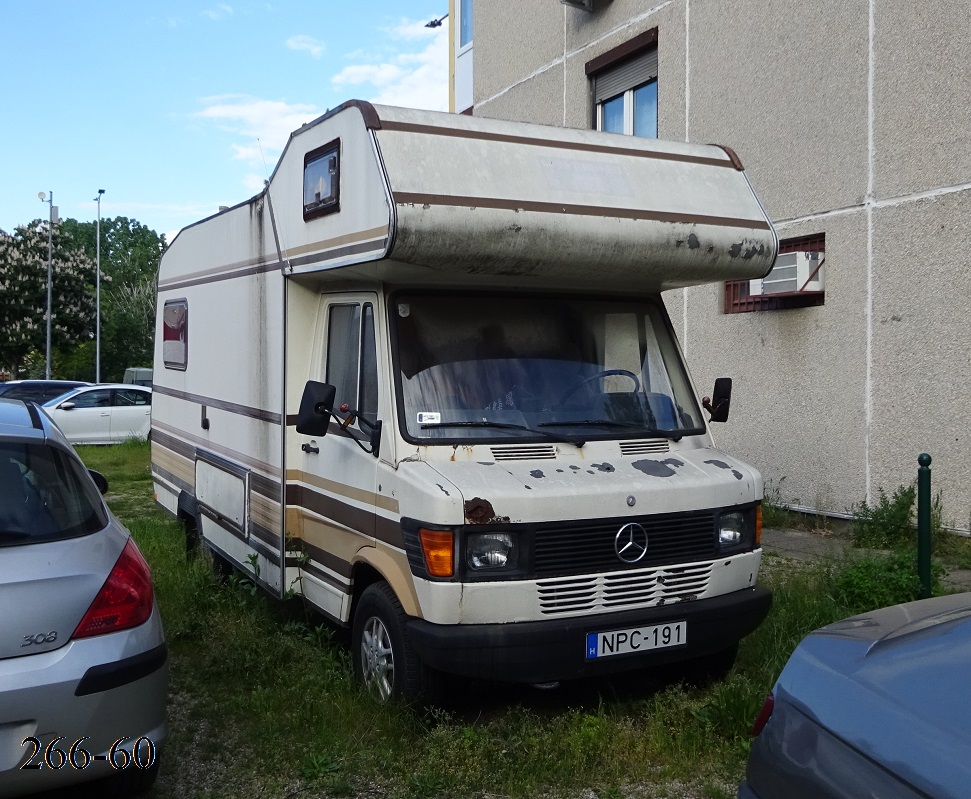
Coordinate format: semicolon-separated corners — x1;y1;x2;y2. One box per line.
72;539;154;639
751;692;775;737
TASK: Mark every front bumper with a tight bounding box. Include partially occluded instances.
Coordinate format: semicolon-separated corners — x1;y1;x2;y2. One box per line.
407;585;771;683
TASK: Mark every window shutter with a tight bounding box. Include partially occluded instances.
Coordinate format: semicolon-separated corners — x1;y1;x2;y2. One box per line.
594;49;658;103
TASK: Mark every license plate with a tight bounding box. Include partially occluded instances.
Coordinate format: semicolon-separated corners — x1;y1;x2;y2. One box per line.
585;621;687;659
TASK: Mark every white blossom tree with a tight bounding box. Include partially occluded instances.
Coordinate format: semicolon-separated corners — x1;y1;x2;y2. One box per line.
0;221;98;377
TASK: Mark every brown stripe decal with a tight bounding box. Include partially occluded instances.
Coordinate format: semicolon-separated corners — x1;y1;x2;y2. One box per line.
159;260;280;293
151;463;193;495
379;119;736;169
287;484;403;547
300;540;354;581
250;472;282;501
249;522;282;564
151;428;196;460
154;385;282;425
394;192;771;231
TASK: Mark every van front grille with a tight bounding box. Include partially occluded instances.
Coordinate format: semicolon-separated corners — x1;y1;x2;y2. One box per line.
537;562;713;614
533;509;717;576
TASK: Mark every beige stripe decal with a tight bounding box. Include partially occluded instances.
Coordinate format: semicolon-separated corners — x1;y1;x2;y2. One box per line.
285;469;399;514
158;226;389;290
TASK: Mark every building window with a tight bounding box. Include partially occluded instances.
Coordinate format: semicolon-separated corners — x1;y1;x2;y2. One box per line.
459;0;473;49
162;299;188;370
724;233;826;314
586;29;658;138
303;139;340;221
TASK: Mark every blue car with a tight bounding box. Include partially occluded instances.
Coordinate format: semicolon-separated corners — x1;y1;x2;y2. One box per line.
740;593;971;799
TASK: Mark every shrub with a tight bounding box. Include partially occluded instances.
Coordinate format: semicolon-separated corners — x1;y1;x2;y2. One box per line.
852;485;916;549
831;550;942;615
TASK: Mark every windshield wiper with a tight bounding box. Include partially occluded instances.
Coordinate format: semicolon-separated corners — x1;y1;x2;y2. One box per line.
0;530;31;541
538;419;684;441
422;420;585;447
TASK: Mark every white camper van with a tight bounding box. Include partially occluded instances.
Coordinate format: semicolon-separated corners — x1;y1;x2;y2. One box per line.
152;101;777;701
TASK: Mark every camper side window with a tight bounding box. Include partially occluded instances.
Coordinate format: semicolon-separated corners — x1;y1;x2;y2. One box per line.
325;303;378;424
303;139;340;221
162;299;188;370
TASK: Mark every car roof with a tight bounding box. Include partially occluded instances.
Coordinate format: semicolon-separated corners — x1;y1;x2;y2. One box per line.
44;383;153;404
0;397;65;444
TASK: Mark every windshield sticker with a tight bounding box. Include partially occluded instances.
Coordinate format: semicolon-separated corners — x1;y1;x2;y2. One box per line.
417;412;441;425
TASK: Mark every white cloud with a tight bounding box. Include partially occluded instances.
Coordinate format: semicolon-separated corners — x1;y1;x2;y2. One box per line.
331;19;448;112
243;173;268;193
202;4;234;21
287;34;325;59
196;95;321;165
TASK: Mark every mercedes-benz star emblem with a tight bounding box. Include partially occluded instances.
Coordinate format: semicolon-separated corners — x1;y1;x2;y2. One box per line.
614;523;648;564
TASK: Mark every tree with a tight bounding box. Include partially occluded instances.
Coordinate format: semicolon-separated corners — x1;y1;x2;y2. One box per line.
0;221;96;377
60;217;166;382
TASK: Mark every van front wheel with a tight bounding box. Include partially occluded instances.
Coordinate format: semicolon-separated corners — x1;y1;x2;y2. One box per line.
352;582;436;703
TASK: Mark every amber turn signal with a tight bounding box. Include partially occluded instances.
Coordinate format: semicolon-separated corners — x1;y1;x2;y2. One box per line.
755;504;763;546
419;528;454;577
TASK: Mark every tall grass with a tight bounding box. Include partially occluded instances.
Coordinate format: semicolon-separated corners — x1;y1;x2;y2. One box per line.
75;443;952;799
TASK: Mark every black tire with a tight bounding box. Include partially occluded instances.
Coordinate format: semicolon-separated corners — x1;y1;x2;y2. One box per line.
352;582;439;704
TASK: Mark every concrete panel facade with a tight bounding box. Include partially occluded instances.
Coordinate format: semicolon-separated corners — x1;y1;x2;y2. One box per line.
869;193;971;529
463;0;971;529
874;0;971;198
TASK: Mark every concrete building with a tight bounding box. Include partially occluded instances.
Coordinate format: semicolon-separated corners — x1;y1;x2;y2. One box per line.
445;0;971;530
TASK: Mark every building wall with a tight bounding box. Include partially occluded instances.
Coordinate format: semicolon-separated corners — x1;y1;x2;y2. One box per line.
469;0;971;529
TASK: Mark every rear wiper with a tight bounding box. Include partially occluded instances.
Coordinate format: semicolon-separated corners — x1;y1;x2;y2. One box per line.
422;420;585;447
538;420;684;441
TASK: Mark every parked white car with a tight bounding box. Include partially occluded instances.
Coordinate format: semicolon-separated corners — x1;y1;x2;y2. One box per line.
43;385;152;445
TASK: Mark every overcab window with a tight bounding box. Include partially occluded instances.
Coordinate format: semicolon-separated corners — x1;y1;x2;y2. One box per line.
303;139;341;221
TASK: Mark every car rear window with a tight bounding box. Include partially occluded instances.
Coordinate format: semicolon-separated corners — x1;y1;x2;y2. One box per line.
0;443;108;546
3;383;83;403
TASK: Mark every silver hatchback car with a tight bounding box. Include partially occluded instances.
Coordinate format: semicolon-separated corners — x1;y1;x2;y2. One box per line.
0;398;167;797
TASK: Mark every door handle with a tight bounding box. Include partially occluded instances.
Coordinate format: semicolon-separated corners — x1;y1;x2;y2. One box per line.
301;443;319;455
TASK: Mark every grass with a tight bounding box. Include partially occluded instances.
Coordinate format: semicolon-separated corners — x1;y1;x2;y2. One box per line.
76;443;958;799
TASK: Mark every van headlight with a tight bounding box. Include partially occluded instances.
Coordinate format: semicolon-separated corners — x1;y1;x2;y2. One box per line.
467;533;518;570
717;509;754;553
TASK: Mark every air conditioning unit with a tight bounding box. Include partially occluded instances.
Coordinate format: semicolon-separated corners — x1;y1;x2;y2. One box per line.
560;0;594;11
750;251;824;296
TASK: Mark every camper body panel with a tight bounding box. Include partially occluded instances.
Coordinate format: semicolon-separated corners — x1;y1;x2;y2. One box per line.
152;100;777;691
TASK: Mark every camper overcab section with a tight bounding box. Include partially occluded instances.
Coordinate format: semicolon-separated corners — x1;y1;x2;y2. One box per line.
152;101;777;700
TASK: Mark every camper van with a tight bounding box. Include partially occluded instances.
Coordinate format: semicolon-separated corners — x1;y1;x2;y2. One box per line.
151;101;777;701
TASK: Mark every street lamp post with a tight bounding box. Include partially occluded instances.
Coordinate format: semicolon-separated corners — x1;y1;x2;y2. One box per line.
95;189;105;382
38;191;55;379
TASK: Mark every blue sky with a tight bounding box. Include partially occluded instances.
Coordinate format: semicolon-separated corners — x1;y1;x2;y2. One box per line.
1;2;449;242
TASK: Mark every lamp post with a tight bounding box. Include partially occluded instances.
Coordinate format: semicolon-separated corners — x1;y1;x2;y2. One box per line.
94;189;105;382
37;191;56;379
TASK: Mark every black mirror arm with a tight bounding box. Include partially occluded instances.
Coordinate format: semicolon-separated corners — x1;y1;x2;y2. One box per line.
336;403;382;458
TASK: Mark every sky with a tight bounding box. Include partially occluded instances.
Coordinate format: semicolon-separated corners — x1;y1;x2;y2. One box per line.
1;2;449;243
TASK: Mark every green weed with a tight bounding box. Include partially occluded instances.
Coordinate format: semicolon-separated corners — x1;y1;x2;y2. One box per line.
852;484;916;549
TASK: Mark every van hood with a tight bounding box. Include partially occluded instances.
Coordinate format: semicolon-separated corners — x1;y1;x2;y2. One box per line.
418;446;760;525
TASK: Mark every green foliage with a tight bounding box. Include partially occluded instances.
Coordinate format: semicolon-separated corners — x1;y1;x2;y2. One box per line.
60;216;164;381
852;484;916;549
832;550;943;614
760;477;796;529
0;220;96;375
69;443;954;799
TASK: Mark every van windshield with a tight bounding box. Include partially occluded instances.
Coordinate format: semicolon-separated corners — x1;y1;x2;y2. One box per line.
392;293;704;444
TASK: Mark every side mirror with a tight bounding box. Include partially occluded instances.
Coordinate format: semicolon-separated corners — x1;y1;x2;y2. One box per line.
702;377;732;423
88;469;109;495
60;401;76;411
296;381;336;436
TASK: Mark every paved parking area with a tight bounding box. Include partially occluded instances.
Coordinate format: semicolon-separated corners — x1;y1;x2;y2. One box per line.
761;527;971;592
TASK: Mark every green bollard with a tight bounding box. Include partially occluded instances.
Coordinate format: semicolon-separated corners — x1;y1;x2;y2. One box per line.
917;453;932;599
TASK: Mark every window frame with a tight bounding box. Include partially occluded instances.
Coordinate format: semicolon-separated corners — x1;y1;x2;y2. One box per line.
303;138;341;222
162;298;188;370
724;233;827;314
458;0;473;51
586;28;659;138
323;300;378;431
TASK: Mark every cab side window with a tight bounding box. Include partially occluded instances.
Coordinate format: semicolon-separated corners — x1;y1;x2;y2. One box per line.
325;303;378;424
